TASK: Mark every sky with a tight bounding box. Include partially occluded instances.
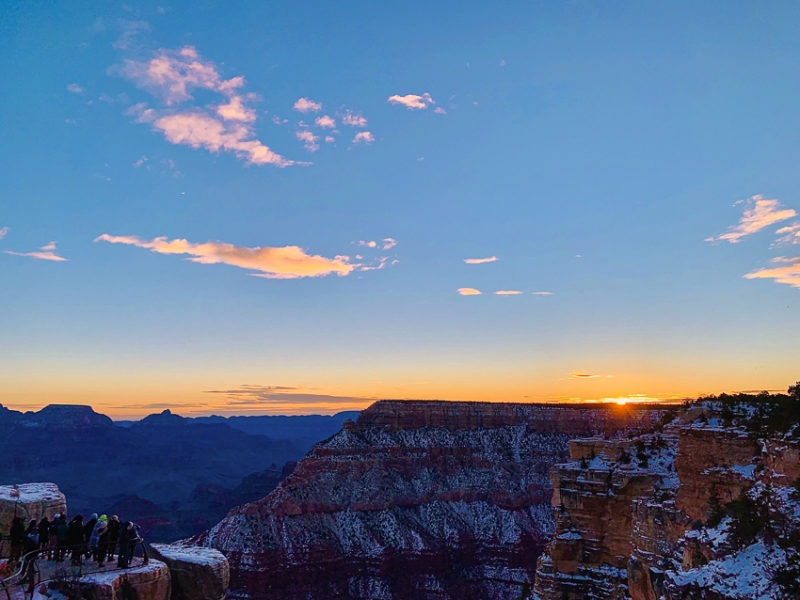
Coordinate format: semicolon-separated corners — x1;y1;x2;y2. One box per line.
2;0;800;419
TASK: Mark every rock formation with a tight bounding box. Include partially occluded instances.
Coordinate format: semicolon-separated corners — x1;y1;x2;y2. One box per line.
150;543;229;600
193;400;664;600
0;483;66;537
34;560;171;600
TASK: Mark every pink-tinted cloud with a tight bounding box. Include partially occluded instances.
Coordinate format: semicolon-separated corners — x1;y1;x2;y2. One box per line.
706;195;797;243
66;83;85;94
353;131;374;144
457;288;481;295
314;115;336;129
532;291;553;296
433;107;446;114
120;46;243;105
293;97;322;113
324;136;335;143
495;290;522;295
341;111;367;127
464;256;497;264
775;222;800;246
133;106;295;167
4;241;67;262
744;256;800;289
296;130;320;152
216;96;257;122
95;234;355;279
382;238;397;250
119;46;295;167
388;93;435;110
359;240;378;248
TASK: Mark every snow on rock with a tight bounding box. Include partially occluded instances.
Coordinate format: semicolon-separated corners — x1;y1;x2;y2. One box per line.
35;560;170;600
150;543;229;600
0;483;66;536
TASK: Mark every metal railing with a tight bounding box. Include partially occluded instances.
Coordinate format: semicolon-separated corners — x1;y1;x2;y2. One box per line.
0;540;149;600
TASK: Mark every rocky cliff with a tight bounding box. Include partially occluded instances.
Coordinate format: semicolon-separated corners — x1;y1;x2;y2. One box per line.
193;400;664;600
533;394;800;600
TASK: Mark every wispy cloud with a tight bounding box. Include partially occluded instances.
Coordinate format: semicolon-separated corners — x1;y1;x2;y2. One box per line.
118;46;295;167
353;131;374;144
0;227;8;241
457;287;481;295
296;130;320;152
66;83;85;94
382;238;397;250
314;115;336;129
388;93;435;110
204;384;374;409
341;111;367;127
532;291;553;296
566;371;614;380
744;256;800;289
433;107;446;114
114;19;150;50
495;290;522;295
95;234;356;279
775;222;800;246
4;241;67;262
293;97;322;113
706;195;797;243
464;256;497;264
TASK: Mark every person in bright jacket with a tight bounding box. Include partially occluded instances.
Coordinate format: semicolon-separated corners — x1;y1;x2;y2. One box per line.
89;515;109;567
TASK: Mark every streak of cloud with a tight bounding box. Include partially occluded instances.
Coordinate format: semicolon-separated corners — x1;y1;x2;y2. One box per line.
532;291;553;296
706;195;797;243
0;227;8;240
95;234;355;279
387;93;435;110
457;288;481;295
382;238;397;250
464;256;497;264
204;385;375;407
744;256;800;289
4;241;67;262
775;222;800;246
495;290;522;295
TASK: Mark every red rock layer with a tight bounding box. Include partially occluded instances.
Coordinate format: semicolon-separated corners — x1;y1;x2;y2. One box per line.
192;401;663;600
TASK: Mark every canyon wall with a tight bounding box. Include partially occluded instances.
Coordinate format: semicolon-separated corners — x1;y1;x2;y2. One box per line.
193;401;663;600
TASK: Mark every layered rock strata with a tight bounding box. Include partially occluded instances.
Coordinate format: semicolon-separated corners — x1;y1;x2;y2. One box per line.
194;401;663;600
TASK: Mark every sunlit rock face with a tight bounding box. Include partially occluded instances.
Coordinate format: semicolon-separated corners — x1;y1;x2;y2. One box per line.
192;400;663;600
0;483;66;537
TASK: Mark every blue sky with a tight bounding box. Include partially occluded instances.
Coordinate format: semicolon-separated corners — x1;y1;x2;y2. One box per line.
2;0;800;417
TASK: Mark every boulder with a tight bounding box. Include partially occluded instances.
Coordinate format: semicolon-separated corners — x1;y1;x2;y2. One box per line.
34;560;171;600
149;543;229;600
0;483;66;536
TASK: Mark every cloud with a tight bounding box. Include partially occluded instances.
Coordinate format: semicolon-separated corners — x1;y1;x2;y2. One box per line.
775;222;800;246
433;107;446;114
324;136;335;143
4;241;67;262
744;256;800;289
216;96;257;122
66;83;85;94
293;97;322;113
353;131;374;144
0;227;8;241
296;130;320;152
464;256;497;264
95;234;356;279
341;111;367;127
388;93;435;110
571;371;599;379
132;106;295;167
457;288;481;295
314;115;336;129
114;19;150;50
495;290;522;295
118;46;295;167
204;385;374;409
532;291;553;296
382;238;397;250
359;240;378;248
133;156;148;168
271;115;288;125
706;195;797;243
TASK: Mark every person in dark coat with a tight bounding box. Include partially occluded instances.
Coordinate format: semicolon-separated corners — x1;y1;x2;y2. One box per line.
38;516;50;556
67;515;85;566
106;515;121;560
8;517;25;565
55;515;69;562
83;513;97;558
116;521;145;568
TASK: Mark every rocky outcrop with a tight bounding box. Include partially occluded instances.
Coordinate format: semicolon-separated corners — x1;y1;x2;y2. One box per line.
0;483;66;536
150;543;229;600
533;403;800;600
34;561;171;600
192;400;664;600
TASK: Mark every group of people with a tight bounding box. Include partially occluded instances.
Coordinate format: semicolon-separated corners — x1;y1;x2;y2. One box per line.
6;513;145;570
